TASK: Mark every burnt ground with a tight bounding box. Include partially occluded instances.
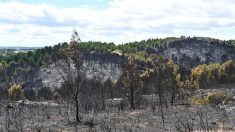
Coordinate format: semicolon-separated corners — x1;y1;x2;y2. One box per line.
0;101;234;132
0;88;234;132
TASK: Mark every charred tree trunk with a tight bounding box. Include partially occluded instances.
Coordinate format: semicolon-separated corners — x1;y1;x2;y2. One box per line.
130;86;134;109
75;97;81;123
171;91;175;106
101;86;106;110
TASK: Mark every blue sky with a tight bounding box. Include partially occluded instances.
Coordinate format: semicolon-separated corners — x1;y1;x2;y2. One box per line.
0;0;109;9
1;0;235;47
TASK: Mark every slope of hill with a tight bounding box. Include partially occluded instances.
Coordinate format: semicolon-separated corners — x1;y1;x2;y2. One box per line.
1;36;235;91
0;37;235;132
160;37;235;68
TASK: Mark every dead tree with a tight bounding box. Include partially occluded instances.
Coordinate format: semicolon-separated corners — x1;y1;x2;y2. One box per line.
93;73;106;110
104;77;114;100
58;29;84;123
148;56;168;126
121;55;142;109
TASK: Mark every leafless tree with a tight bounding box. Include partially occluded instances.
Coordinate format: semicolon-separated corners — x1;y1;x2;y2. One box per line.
57;29;85;123
148;56;169;126
104;77;114;100
121;55;142;109
93;73;106;110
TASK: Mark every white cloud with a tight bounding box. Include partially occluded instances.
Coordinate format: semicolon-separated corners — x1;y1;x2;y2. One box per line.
0;0;235;46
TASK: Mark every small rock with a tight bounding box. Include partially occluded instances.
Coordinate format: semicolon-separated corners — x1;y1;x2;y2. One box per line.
232;96;235;101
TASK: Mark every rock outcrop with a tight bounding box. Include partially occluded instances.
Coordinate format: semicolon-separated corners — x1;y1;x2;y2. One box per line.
161;37;235;69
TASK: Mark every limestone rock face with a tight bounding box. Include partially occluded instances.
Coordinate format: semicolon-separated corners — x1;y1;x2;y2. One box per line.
38;58;123;91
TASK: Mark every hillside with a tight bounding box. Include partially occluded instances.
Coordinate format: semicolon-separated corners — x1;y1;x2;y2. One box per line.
2;36;235;66
0;36;235;131
161;37;235;68
1;37;235;90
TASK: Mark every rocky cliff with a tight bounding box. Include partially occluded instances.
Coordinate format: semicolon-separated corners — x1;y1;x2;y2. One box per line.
36;52;124;91
160;37;235;68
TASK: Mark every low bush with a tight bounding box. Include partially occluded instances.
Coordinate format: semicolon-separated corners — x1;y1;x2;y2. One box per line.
192;96;209;105
192;91;232;105
207;91;231;105
8;83;22;100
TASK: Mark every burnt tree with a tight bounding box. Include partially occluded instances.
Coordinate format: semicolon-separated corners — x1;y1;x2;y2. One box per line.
58;29;84;123
121;55;141;109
